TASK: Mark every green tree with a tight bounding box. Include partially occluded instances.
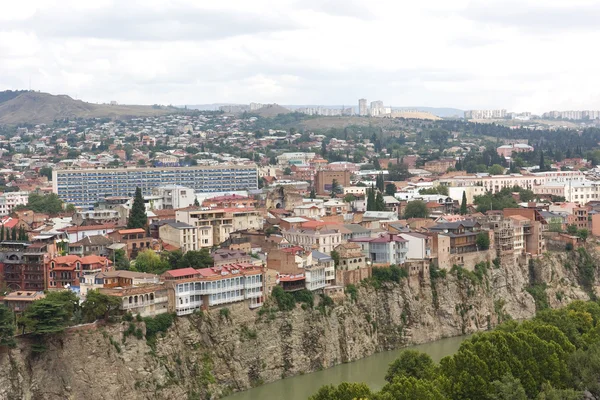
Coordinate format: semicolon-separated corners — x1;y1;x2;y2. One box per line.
488;164;505;175
133;249;169;275
21;299;69;336
193;197;200;207
283;167;292;176
460;191;468;215
388;163;411;181
343;193;356;203
539;151;546;172
566;224;578;235
39;167;53;181
309;382;373;400
490;374;527;400
20;193;65;214
330;250;340;267
0;304;15;347
44;290;80;322
310;188;317;199
385;350;436;383
375;191;386;211
179;249;213;269
577;229;589;242
404;200;429;219
10;226;16;241
113;248;130;270
385;183;397;196
81;290;121;322
518;189;535;202
367;186;376;211
330;179;342;198
127;187;147;229
377;376;447;400
376;174;384;192
476;232;490;250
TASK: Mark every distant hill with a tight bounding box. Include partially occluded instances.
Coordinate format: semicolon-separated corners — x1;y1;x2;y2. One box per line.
252;104;291;118
0;91;177;125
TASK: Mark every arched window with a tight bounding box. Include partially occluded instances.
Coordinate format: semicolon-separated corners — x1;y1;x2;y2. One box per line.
134;295;138;304
129;297;132;304
150;293;154;301
51;262;55;269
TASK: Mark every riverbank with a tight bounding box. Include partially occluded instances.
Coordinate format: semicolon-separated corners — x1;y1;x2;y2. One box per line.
0;250;593;399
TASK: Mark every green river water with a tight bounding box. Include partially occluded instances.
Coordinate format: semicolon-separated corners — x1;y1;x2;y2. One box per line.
223;334;469;400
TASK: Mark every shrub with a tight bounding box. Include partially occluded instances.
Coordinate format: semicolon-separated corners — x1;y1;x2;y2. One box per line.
346;284;358;302
219;307;230;319
271;286;296;311
144;313;175;341
372;265;408;284
293;289;314;308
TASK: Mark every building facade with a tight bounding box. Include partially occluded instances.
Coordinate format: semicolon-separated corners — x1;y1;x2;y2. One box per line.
52;165;258;208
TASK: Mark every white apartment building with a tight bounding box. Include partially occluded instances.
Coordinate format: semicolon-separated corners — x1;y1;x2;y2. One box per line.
358;98;368;116
282;227;343;254
151;185;196;210
440;171;584;195
162;265;264;316
0;191;28;216
276;152;316;166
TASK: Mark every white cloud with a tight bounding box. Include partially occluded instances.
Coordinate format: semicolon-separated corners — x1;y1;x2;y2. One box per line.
1;0;600;113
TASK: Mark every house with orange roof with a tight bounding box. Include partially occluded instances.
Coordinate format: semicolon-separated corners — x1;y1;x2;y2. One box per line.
47;254;112;289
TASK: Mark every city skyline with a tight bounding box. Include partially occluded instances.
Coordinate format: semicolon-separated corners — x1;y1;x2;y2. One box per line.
3;1;600;113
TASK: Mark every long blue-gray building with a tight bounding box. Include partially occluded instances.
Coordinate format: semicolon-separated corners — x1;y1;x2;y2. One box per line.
52;165;258;208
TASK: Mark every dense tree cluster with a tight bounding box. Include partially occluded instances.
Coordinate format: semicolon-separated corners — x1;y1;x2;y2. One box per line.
310;300;600;400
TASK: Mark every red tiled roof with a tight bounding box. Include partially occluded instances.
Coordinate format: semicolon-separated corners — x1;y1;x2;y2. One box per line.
51;255;80;264
79;255;108;264
163;267;199;278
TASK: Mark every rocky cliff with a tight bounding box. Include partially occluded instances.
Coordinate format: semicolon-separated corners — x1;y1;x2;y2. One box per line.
0;249;594;400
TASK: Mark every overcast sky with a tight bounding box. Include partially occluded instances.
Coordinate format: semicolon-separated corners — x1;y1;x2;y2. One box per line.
2;0;600;112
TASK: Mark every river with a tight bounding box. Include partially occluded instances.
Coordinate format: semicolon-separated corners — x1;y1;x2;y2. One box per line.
223;334;469;400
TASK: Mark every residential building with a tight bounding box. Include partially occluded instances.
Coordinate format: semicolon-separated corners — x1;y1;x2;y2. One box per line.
47;255;111;289
151;185;196;210
0;241;49;291
358;98;368;116
0;191;28;216
267;247;329;292
161;264;265;315
212;249;252;267
314;170;351;196
62;223;118;243
350;234;408;266
72;209;120;226
175;207;262;246
497;143;534;158
276;152;316;166
282;225;343;254
333;242;371;286
159;220;199;253
100;285;169;317
52;165;258;208
311;250;336;287
0;290;45;314
68;235;113;257
399;232;432;260
80;270;160;295
202;194;256;209
107;228;153;258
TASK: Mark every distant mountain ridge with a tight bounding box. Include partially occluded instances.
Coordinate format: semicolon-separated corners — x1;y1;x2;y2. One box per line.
182;104;463;118
0;91;176;125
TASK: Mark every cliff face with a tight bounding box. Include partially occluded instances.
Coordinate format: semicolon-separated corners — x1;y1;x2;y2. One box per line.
0;250;593;400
